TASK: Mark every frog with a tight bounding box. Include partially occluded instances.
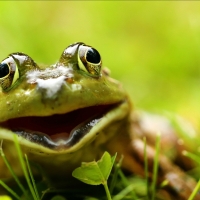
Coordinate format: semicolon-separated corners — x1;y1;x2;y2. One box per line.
0;42;199;200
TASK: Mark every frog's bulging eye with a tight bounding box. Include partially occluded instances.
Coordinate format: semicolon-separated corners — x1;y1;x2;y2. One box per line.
86;48;101;64
0;63;10;78
0;56;19;90
78;45;102;77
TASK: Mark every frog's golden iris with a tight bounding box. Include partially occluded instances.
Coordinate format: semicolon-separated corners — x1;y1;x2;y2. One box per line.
0;55;20;90
77;44;102;77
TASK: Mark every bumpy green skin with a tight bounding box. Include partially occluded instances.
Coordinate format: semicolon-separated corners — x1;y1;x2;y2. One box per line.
0;43;130;182
0;45;127;122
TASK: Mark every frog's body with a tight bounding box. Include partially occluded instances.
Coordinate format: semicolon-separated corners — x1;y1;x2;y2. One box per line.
0;43;198;199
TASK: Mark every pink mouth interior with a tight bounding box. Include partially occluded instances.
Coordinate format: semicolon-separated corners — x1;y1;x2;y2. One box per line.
1;104;116;140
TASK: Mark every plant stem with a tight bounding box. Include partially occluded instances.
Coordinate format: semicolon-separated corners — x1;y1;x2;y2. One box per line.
109;155;123;195
188;179;200;200
151;133;160;200
113;184;135;200
25;154;40;200
0;180;21;200
183;151;200;165
118;169;137;199
103;181;112;200
0;140;28;198
13;135;38;200
143;137;149;199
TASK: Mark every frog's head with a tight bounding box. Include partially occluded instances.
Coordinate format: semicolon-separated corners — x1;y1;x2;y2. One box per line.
0;42;130;154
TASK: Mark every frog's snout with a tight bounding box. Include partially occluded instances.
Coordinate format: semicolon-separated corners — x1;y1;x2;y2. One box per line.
26;65;75;99
36;76;66;99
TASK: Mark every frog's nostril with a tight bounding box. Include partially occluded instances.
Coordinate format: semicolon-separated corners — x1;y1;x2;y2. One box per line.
66;77;74;84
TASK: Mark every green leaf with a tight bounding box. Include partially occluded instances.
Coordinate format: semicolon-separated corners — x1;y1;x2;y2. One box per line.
0;196;12;200
72;161;103;185
98;151;117;181
72;152;117;186
51;195;66;200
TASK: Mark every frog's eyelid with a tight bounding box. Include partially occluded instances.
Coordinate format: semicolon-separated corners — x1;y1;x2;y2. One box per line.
11;63;19;87
78;50;89;73
10;55;20;87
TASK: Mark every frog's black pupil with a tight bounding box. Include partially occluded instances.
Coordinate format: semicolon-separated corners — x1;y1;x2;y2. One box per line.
0;63;9;78
86;48;101;64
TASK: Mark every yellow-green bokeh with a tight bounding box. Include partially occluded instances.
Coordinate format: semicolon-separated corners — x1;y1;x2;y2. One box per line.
0;1;200;123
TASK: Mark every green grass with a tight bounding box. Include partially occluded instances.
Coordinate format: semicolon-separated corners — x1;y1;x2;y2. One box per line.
0;136;154;200
1;113;200;200
3;132;199;200
0;2;200;199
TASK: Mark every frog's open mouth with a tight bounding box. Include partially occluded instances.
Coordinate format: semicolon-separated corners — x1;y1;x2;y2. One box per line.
0;103;122;150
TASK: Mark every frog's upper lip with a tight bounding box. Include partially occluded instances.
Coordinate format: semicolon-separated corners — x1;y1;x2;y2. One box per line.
0;103;121;149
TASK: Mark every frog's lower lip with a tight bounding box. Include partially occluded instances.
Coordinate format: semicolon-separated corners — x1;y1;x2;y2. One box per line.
0;103;121;149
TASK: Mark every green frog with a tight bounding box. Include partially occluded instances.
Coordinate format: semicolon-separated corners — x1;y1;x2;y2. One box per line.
0;42;198;199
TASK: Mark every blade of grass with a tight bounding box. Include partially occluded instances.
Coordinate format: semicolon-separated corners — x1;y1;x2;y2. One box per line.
109;155;124;195
0;180;21;200
169;115;200;151
183;151;200;165
188;179;200;200
118;169;137;199
25;154;40;200
113;184;135;200
13;135;38;200
143;137;149;200
150;133;160;200
0;140;28;197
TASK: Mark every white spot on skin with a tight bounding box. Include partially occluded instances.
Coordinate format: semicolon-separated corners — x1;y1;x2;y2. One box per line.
15;93;21;97
27;65;74;84
24;91;31;96
71;84;82;91
26;65;75;98
37;76;66;98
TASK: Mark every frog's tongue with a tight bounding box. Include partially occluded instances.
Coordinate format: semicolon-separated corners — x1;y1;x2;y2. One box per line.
1;104;117;149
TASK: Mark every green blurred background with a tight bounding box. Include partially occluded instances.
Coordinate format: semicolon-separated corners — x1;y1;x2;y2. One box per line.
0;1;200;124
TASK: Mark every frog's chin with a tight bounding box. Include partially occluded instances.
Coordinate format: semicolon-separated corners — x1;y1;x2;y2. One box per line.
0;101;129;154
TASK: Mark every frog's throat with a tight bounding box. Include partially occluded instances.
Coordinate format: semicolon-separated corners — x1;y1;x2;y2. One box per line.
0;101;129;154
